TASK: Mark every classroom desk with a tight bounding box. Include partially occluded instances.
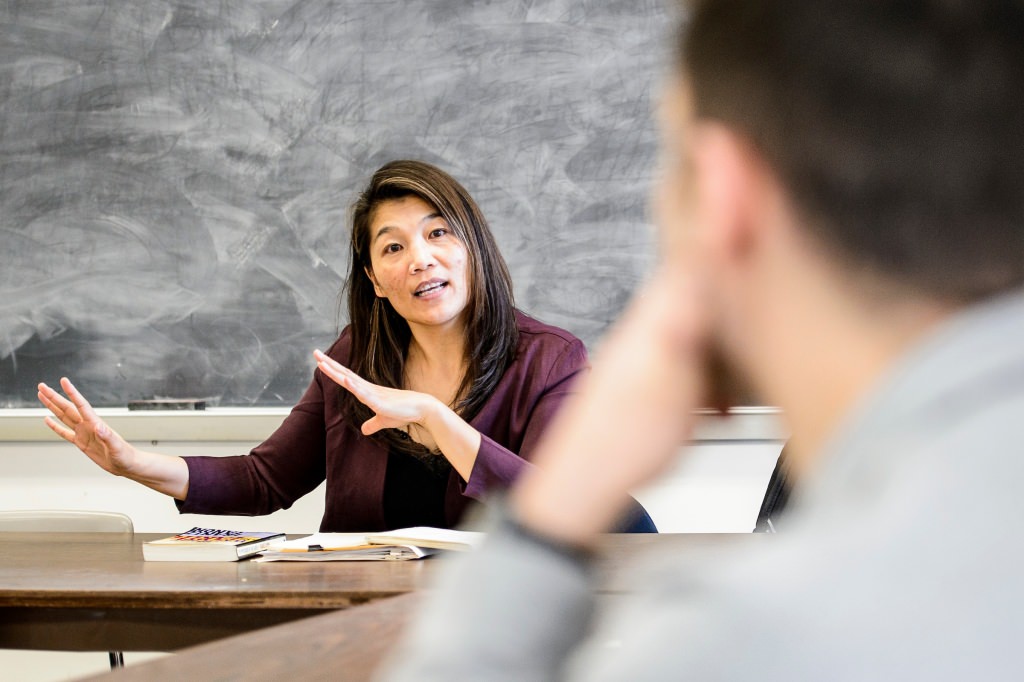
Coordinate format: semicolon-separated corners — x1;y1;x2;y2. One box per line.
78;593;425;682
0;532;436;652
71;532;759;682
0;532;755;671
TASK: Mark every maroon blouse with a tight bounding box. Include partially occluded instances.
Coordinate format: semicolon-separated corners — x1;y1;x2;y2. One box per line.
177;311;589;531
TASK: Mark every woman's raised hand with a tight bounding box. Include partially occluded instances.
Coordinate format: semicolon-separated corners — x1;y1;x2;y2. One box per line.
314;350;482;481
313;350;438;436
37;378;138;476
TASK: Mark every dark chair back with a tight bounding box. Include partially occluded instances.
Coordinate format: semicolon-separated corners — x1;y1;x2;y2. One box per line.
615;497;658;533
754;446;792;533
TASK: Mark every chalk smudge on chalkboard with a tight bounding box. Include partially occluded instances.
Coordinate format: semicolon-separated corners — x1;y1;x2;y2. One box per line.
0;0;667;407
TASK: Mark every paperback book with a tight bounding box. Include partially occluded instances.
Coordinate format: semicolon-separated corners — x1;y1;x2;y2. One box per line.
143;527;285;562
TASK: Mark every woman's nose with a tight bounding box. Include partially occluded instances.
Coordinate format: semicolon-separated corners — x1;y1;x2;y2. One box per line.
407;239;437;273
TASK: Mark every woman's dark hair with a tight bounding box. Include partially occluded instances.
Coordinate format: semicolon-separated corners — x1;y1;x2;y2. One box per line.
342;160;518;457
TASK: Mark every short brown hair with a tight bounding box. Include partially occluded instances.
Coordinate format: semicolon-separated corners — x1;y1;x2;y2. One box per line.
682;0;1024;301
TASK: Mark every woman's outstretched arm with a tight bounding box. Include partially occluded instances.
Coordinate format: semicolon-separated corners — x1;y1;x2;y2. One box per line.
38;377;190;500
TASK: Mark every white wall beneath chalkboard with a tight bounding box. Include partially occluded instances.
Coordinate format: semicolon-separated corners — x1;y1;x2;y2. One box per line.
0;435;783;534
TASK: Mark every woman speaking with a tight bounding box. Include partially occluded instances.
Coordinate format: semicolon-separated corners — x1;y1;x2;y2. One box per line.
37;160;590;532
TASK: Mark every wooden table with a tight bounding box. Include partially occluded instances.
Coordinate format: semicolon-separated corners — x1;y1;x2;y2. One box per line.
0;532;437;651
78;593;425;682
1;531;753;678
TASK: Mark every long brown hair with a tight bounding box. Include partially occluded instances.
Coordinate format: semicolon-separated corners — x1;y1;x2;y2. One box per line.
342;160;518;457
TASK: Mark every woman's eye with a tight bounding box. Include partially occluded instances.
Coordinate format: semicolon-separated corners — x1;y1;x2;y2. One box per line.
383;243;402;254
429;228;448;239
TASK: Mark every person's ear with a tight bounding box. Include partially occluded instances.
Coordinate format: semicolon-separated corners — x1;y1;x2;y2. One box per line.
364;266;385;297
690;123;766;267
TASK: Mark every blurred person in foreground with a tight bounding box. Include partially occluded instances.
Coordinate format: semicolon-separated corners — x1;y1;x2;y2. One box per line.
381;0;1024;679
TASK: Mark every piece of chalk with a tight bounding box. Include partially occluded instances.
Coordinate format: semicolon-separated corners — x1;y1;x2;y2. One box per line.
127;399;206;411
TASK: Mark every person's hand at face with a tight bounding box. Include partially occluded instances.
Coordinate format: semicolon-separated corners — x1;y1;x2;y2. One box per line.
510;78;719;546
511;265;713;546
37;378;139;476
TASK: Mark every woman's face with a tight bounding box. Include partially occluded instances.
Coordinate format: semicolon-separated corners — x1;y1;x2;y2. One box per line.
365;195;471;334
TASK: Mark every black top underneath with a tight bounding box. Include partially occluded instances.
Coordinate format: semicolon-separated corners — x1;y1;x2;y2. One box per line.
382;450;452;529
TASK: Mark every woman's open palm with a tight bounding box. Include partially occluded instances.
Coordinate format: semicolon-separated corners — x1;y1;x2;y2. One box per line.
313;350;436;436
37;377;137;476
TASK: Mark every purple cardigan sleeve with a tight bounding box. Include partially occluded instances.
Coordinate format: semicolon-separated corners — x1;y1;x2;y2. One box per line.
462;336;589;500
177;342;340;517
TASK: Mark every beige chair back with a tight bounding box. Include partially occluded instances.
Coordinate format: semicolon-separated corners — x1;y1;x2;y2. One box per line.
0;509;135;668
0;510;134;533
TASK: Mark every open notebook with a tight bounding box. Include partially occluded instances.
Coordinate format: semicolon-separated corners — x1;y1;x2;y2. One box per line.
254;526;484;562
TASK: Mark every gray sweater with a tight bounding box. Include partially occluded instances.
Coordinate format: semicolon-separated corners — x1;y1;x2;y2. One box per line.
381;289;1024;681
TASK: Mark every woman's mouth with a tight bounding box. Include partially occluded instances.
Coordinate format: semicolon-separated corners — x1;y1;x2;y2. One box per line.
414;280;448;297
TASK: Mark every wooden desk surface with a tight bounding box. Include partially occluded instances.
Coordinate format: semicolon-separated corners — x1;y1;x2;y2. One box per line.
0;532;433;610
79;593;424;682
73;532;757;682
0;531;435;652
0;531;750;655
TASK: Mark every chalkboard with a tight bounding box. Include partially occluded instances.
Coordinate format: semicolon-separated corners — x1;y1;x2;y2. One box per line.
0;0;667;408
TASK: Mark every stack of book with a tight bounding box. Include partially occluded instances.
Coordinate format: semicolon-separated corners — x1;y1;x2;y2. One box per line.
142;527;285;562
142;525;482;562
255;526;484;562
